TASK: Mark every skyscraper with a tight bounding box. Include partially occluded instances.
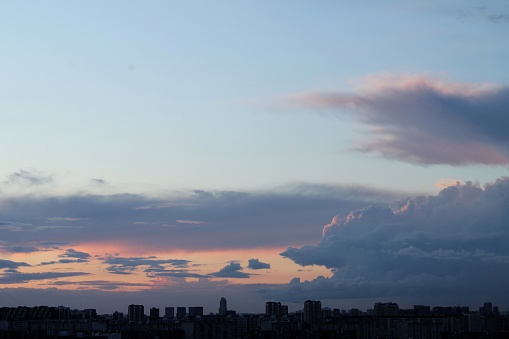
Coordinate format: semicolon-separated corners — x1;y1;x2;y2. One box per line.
266;301;289;317
128;304;144;323
189;307;204;317
176;307;186;319
304;300;321;324
149;307;160;320
164;307;174;319
219;297;227;316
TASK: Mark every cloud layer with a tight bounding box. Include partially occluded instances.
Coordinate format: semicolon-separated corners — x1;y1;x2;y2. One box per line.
265;177;509;305
291;74;509;166
0;184;403;253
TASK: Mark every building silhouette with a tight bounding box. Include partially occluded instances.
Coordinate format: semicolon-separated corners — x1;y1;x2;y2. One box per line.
164;306;174;319
127;304;144;323
219;297;227;316
149;307;159;320
266;301;288;317
304;300;322;324
189;307;204;317
176;307;186;319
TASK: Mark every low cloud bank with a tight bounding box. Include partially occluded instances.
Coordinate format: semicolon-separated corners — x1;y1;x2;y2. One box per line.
263;178;509;306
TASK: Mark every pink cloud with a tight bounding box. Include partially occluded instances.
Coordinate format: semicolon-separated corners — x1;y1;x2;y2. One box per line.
289;74;509;166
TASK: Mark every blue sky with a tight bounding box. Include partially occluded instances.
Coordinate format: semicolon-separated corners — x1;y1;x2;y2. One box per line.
1;1;509;314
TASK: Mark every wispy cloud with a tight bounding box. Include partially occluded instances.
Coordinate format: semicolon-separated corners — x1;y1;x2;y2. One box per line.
290;74;509;166
0;271;90;284
458;6;509;24
4;170;53;186
101;255;191;275
48;280;151;290
90;178;108;185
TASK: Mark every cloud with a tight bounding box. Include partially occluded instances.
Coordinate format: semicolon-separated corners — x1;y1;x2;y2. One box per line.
0;259;30;269
0;241;71;254
90;178;108;185
458;6;509;24
269;177;509;304
4;170;53;186
147;269;209;279
49;280;151;290
48;217;88;222
0;185;404;252
1;245;40;253
60;249;91;260
0;271;90;284
290;74;509;166
101;255;191;275
210;261;251;279
247;258;270;270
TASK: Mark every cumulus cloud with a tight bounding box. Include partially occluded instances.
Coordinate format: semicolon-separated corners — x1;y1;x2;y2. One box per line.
247;258;271;270
269;177;509;303
291;74;509;166
210;262;251;279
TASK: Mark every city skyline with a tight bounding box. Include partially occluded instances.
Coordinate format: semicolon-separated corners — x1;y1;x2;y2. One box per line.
1;297;505;318
1;1;509;314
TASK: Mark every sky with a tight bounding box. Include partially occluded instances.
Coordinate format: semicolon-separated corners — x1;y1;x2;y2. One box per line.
1;0;509;315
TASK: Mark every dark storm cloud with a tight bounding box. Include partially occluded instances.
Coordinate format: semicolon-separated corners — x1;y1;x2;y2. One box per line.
291;75;509;166
210;262;251;279
4;170;53;185
266;177;509;304
247;258;271;270
0;185;404;252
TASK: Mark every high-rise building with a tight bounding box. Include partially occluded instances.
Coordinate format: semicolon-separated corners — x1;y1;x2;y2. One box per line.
164;307;174;319
150;307;160;320
481;302;493;315
266;302;288;317
189;307;204;317
266;302;281;317
304;300;322;324
374;302;399;316
176;307;186;319
112;311;123;322
128;304;144;323
219;297;227;316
